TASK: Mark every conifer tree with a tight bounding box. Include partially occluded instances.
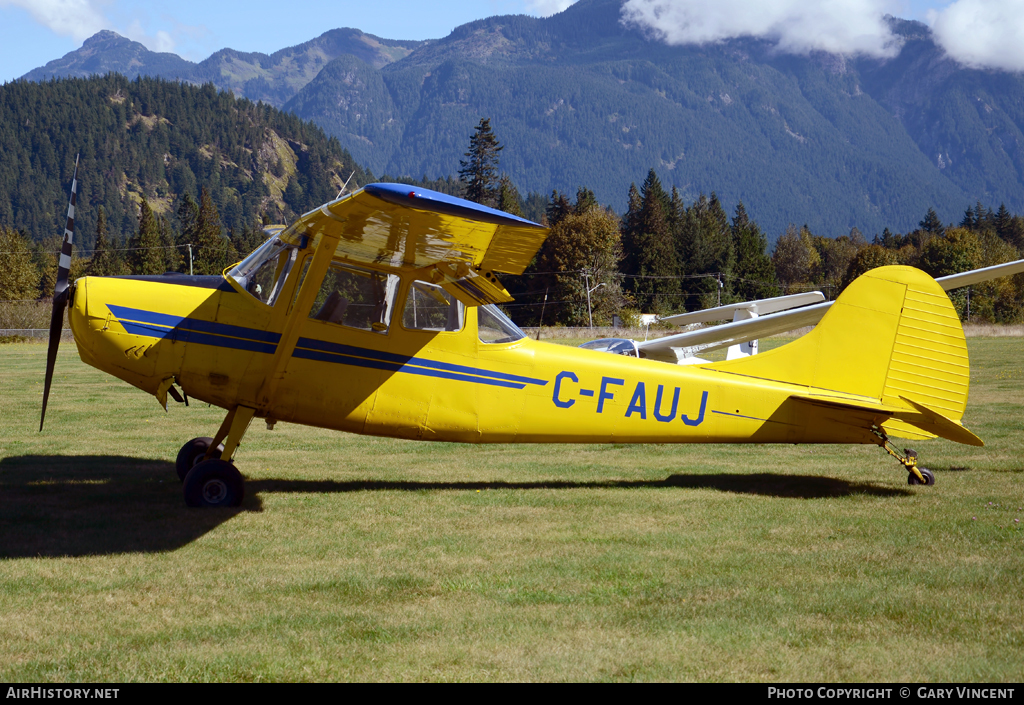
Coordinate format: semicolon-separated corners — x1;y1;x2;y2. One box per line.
919;207;946;237
731;203;779;300
458;118;503;207
129;198;165;275
497;175;524;217
546;190;572;228
88;206;124;277
624;169;677;313
192;187;227;275
160;215;182;273
176;192;200;274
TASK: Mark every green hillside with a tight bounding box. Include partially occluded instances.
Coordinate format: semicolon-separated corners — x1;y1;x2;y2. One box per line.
0;75;371;248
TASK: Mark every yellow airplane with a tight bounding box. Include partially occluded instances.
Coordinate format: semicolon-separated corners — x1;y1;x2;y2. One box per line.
42;168;985;507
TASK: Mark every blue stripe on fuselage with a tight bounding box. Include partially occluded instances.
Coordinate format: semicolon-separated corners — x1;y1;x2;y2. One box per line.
106;304;547;389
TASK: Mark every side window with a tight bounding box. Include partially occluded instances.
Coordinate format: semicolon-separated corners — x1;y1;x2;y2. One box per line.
402;280;464;332
309;263;399;334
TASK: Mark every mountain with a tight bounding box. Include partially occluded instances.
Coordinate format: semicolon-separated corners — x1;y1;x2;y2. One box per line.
284;0;981;235
23;28;425;108
20;0;1024;238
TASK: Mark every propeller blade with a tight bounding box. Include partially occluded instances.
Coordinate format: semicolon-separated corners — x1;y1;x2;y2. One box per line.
40;155;78;432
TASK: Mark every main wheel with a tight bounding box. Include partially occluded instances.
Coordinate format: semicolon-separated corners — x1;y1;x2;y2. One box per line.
908;467;936;486
183;459;244;508
175;437;224;482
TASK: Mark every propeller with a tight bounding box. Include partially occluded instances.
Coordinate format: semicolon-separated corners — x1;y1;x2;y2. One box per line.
40;155;79;432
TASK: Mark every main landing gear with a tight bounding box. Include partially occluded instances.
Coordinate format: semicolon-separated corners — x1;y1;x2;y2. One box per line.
872;429;935;486
176;406;256;508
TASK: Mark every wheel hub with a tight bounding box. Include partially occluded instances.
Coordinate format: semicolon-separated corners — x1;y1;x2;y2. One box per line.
202;478;228;504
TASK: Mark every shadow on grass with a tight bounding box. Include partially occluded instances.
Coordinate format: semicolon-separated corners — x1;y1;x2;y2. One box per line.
0;455;261;559
1;455;909;559
250;473;912;500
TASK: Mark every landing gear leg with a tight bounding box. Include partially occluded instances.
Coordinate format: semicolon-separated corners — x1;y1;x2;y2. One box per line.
871;429;935;486
183;406;256;507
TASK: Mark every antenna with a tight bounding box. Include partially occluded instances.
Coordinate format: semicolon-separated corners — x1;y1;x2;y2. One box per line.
335;171;356;200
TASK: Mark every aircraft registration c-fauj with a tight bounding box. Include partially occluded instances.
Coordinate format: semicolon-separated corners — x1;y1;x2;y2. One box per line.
41;164;1015;507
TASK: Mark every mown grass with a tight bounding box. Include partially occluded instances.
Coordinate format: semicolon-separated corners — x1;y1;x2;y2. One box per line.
0;339;1022;682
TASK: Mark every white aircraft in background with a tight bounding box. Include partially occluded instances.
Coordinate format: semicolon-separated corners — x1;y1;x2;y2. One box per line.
582;259;1024;364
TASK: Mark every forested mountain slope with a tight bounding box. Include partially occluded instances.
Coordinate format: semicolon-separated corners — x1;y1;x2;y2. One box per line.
0;75;371;248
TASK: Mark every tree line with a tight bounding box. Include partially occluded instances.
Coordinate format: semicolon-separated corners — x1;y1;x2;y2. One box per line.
4;107;1024;328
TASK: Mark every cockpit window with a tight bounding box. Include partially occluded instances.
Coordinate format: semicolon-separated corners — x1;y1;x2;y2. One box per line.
478;304;526;344
309;262;399;334
228;235;297;305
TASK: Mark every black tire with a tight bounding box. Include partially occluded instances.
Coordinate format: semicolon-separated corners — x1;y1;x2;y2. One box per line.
175;437;223;482
908;467;936;486
183;459;244;508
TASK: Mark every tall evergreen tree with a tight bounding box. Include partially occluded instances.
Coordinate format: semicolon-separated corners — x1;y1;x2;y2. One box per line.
919;207;946;237
546;190;572;228
458;118;503;207
129;198;164;275
160;215;182;273
497;174;524;217
88;206;123;276
731;202;779;300
176;192;200;274
192;187;227;275
622;169;677;313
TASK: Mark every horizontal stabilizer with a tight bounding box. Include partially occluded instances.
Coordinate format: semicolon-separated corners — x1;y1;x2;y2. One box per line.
897;396;984;447
788;393;983;447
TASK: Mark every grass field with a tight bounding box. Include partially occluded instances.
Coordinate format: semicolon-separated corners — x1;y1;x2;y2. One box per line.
1;338;1022;682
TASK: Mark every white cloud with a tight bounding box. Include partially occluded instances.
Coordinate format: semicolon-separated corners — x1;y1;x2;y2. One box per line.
0;0;105;41
123;19;176;53
930;0;1024;72
525;0;578;17
620;0;904;58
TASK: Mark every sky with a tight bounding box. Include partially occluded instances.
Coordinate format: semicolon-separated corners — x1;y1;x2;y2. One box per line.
0;0;1017;83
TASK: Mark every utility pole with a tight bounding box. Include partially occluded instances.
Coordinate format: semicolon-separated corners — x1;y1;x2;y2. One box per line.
187;243;193;276
585;275;606;329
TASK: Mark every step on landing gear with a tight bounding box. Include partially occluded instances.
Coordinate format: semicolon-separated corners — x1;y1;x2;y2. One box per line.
872;428;935;486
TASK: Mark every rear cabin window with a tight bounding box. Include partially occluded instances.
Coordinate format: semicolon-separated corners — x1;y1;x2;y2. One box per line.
309;262;399;334
402;281;464;332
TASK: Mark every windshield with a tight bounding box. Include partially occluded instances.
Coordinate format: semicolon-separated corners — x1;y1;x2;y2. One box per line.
478;304;526;344
228;235;297;305
578;338;640;357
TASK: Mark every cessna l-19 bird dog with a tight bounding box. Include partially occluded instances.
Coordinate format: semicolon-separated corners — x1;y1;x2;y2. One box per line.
41;168;999;506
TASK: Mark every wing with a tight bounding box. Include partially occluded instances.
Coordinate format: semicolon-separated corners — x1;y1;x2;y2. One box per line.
640;259;1024;363
637;301;831;362
278;183;549;306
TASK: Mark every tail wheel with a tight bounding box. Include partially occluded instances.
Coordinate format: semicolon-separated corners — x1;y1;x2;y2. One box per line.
908;467;936;486
183;459;244;508
175;437;224;482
